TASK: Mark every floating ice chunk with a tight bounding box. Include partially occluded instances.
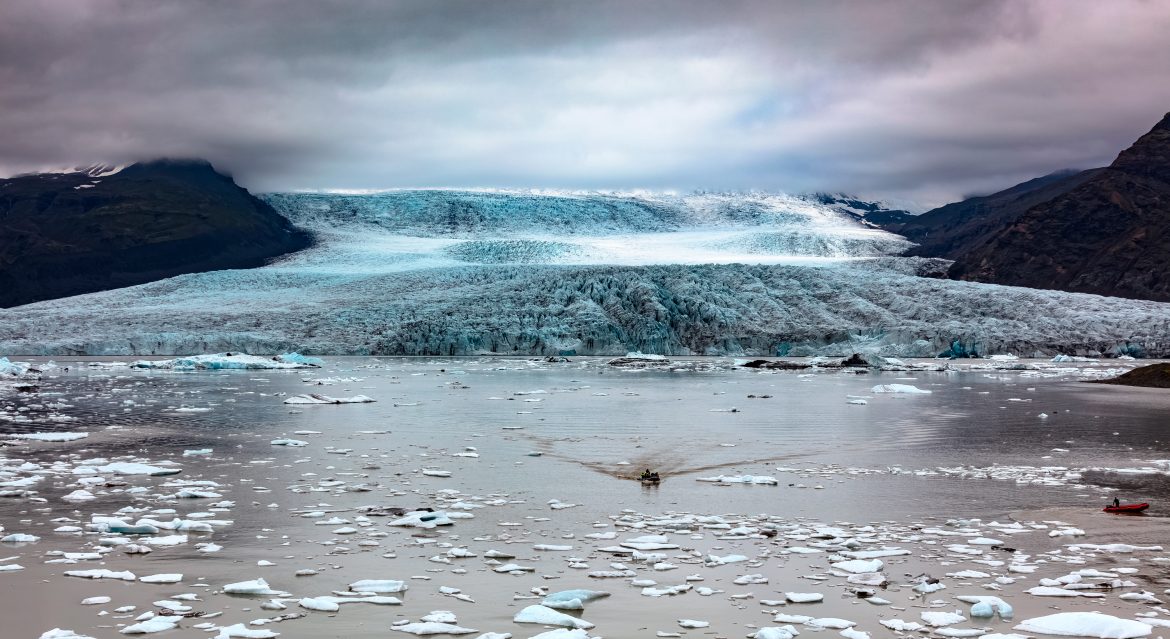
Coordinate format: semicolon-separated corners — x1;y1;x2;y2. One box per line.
391;622;479;635
541;590;610;610
846;573;887;586
880;620;925;632
935;629;987;638
211;623;279;639
752;627;800;639
841;548;910;559
493;563;536;574
223;578;286;595
967;537;1002;545
831;559;882;574
283;394;375;404
97;462;180;476
697;475;778;485
922;612;967;627
276;352;325;366
81;596;111;605
871;384;931;394
64;569;136;581
389;511;454;528
270;439;309;447
1067;544;1162;553
705;554;748;566
841;629;870;639
956;595;1013;620
0;357;28;375
1015;612;1153;638
9;432;89;442
1026;586;1093;597
306;595;401;609
173;488;221;499
514;605;594;629
134;353;317;370
119;616;181;634
527;631;593;639
63;489;96;501
786;592;823;603
678;620;709;628
40;631;97;639
808;618;856;630
734;573;768;585
139;574;182;584
948;570;991;579
349;579;408;593
298;597;338;612
1119;591;1162;604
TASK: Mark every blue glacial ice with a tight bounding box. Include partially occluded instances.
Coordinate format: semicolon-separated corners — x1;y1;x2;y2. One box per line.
0;190;1167;357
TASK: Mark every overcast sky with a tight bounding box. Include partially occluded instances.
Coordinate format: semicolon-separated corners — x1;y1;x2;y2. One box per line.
2;0;1169;206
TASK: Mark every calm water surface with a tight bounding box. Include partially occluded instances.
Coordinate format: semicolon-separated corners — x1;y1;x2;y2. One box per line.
2;356;1168;637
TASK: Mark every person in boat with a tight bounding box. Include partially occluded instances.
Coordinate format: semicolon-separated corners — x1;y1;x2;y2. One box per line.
641;469;652;480
640;469;660;481
1114;497;1121;508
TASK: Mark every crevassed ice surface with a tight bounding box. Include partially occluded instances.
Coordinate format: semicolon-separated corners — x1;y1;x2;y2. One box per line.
1;190;1169;356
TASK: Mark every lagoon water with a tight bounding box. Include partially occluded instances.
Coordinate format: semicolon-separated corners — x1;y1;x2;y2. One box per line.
2;357;1169;638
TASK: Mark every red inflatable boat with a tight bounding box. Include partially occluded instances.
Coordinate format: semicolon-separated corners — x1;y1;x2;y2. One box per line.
1103;503;1149;514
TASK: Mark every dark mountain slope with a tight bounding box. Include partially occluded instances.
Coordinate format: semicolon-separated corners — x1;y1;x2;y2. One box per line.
891;168;1104;259
0;159;312;308
949;113;1170;301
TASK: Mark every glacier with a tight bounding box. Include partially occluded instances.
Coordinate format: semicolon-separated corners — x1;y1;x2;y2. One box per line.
0;189;1168;357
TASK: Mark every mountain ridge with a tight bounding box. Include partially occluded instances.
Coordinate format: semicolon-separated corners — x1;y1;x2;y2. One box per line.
946;112;1170;301
0;159;312;308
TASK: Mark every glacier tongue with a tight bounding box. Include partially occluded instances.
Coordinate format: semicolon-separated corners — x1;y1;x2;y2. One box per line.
0;189;1167;356
1;262;1167;357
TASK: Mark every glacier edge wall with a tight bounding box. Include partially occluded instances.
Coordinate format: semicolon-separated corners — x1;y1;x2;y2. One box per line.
1;263;1166;357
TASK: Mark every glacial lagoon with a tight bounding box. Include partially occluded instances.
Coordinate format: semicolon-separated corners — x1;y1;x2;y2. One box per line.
2;356;1169;638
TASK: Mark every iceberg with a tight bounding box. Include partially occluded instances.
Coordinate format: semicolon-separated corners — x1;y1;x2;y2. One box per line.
391;622;478;635
283;394;375;404
349;579;409;593
871;384;932;394
541;590;610;610
1015;613;1152;639
276;352;324;366
513;605;594;629
132;353;319;370
0;357;29;376
696;474;779;485
8;432;89;442
223;578;287;595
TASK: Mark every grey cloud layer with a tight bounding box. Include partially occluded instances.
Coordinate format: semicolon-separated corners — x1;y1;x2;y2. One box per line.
2;0;1169;204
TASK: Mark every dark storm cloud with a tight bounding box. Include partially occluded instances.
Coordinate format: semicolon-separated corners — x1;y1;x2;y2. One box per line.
2;0;1169;204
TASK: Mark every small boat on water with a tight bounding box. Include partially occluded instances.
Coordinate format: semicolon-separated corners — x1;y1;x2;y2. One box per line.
1103;502;1149;514
639;472;661;485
